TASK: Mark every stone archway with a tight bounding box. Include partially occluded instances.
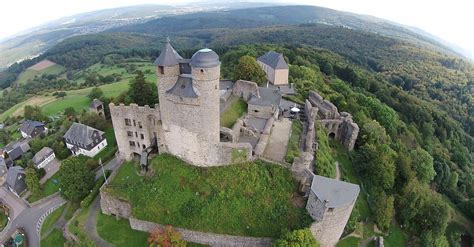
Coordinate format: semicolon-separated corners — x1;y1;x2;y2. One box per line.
328;132;336;139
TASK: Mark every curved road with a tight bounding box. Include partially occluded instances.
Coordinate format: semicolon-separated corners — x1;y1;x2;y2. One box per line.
0;190;66;247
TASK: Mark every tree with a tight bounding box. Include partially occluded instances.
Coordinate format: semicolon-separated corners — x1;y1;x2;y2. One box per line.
87;87;104;100
25;167;41;197
80;112;107;131
148;226;186;247
24;105;46;122
58;157;94;202
373;194;394;231
233;55;266;86
410;147;436;183
273;228;319;247
355;143;396;190
128;70;157;106
64;107;76;119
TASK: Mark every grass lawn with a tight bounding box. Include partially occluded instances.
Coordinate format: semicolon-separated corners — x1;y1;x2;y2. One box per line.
41;81;129;116
220;98;247;128
40;228;66;247
284;119;302;163
105;154;311;238
97;213;149;247
384;223;407;247
336;236;360;247
0;210;8;231
28;173;61;203
41;204;66;235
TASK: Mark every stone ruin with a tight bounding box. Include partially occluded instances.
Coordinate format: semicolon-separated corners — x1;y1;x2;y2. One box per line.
308;91;359;151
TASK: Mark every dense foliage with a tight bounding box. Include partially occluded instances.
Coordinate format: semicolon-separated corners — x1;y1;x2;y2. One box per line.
273;228;319;247
233;55;266;85
58;157;95;202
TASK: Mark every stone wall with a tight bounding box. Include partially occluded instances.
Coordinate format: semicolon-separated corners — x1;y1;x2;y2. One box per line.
100;189;132;219
248;104;275;119
129;217;272;246
232;80;259;100
253;109;278;157
309;198;356;247
109;103;163;160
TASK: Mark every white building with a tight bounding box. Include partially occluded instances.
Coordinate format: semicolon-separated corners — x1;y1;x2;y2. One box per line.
32;147;55;169
63;123;108;158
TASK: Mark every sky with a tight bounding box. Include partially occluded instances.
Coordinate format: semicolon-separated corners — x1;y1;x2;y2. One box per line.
0;0;473;58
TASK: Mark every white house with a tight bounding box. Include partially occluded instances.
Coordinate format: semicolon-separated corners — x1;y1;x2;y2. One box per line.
63;123;108;158
32;147;55;169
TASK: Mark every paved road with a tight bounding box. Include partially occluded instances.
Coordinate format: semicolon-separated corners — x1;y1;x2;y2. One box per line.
0;191;66;247
95;157;122;180
39;158;61;184
0;187;27;220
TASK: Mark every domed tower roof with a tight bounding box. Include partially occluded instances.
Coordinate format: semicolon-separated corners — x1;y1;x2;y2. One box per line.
154;39;183;67
190;48;220;68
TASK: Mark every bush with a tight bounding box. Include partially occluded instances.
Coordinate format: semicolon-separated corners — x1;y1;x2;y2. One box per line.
273;228;319;247
80;175;107;208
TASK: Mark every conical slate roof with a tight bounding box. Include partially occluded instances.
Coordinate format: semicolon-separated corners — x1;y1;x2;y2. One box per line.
154;40;183;66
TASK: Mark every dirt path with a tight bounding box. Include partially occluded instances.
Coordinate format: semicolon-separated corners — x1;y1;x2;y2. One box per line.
335;161;341;181
84;196;113;247
263;118;292;162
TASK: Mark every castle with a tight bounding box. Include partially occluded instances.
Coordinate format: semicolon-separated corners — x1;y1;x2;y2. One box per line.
108;40;360;246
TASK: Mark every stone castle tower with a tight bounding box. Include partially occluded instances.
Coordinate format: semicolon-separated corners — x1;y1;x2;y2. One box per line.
155;42;222;166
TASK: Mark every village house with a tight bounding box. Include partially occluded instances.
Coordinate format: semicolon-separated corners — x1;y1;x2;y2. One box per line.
257;51;289;86
32;147;55;169
20;120;47;138
63;122;108;157
6;166;27;197
2;140;31;161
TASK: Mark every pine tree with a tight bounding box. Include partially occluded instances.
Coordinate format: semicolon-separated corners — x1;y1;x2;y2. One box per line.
128;70;157;106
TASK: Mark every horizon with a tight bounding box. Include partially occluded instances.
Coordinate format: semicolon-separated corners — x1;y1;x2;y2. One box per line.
0;0;473;59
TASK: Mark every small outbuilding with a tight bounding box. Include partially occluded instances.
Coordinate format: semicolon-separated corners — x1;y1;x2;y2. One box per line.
63;122;108;157
32;147;56;169
257;51;289;86
90;99;105;118
20;120;47;138
248;87;282;119
6;166;27;197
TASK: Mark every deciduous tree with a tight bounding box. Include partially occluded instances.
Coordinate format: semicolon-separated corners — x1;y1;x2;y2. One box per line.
58;157;94;202
234;55;266;86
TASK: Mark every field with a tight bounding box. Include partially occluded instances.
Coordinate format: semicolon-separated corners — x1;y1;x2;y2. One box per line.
105;154;311;238
1;61;156;121
40;229;66;247
220;98;247;128
16;63;65;85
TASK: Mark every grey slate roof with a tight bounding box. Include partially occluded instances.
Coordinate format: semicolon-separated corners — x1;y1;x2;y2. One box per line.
4;140;30;161
0;158;7;178
166;75;199;98
257;51;289;70
20;120;45;136
219;80;234;90
248;87;282;107
63;123;104;147
154;40;183;67
6;166;26;195
32;147;54;165
190;48;220;68
90;99;103;109
310;175;360;208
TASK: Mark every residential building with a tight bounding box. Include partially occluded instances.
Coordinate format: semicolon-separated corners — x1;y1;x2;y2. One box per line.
20;120;47;138
2;140;30;161
257;51;289;85
6;166;27;197
63;123;107;157
32;147;55;169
